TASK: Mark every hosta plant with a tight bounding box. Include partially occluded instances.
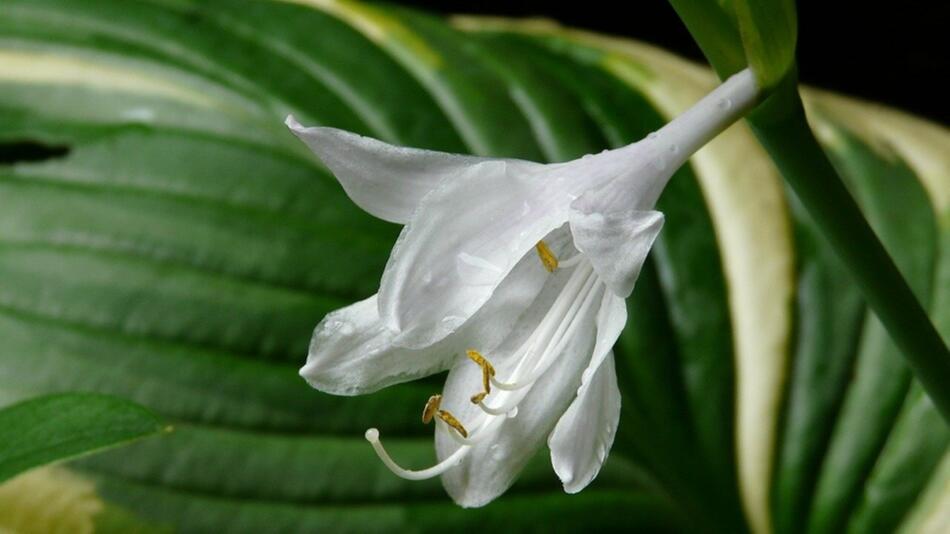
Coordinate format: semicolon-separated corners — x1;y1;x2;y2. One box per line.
0;1;946;533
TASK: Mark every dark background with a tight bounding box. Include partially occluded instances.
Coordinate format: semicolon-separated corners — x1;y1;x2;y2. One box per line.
392;1;949;124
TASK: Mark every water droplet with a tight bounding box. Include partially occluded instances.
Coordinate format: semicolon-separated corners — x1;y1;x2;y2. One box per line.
122;107;155;121
647;132;658;140
668;144;679;155
521;200;531;217
717;98;733;110
650;157;667;171
339;322;354;336
582;153;593;159
422;271;433;284
507;406;519;418
582;368;595;383
490;444;506;460
441;315;464;330
600;148;609;154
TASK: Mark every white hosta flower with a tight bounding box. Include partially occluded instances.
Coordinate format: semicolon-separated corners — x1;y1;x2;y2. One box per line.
288;69;758;506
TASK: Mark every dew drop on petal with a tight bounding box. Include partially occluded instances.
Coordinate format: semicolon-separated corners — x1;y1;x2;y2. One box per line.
441;315;465;330
339;322;354;336
490;444;506;460
668;144;679;155
650;157;667;171
647;132;658;140
520;200;531;217
507;406;519;418
582;367;595;384
718;98;733;110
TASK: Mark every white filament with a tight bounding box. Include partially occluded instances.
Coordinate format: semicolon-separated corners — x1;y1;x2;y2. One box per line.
491;262;596;392
479;269;601;415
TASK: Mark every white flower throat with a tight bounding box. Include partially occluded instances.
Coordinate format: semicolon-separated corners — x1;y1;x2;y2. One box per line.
366;241;600;480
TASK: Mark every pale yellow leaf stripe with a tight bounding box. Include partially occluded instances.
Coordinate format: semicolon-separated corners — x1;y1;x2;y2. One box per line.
803;90;950;215
0;50;216;109
0;467;103;534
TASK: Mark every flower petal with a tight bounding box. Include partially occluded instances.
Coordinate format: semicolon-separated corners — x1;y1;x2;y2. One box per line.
548;352;621;494
286;116;491;224
377;148;639;348
434;279;604;507
569;203;664;298
300;295;452;396
301;242;561;395
588;290;628;376
548;289;626;494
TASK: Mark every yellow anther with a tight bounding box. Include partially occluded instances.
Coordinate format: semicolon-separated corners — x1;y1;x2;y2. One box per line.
422;394;441;424
466;349;496;402
535;240;559;272
437;410;469;438
422;394;469;437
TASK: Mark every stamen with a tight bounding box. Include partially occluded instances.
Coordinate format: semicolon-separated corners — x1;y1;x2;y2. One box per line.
421;394;441;424
420;394;468;437
436;410;469;438
485;273;601;400
365;428;469;480
439;416;505;447
490;262;595;392
535;240;559;272
470;391;488;404
466;349;496;388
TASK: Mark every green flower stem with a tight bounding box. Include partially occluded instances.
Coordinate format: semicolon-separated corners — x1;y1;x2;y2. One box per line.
747;73;950;421
667;0;950;420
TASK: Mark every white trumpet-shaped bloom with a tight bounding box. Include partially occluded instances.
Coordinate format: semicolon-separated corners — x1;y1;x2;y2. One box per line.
289;69;758;507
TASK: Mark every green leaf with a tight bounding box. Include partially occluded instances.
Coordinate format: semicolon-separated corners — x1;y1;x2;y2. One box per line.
1;2;947;533
732;0;798;89
665;0;745;78
0;393;164;482
805;118;939;534
769;187;865;534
